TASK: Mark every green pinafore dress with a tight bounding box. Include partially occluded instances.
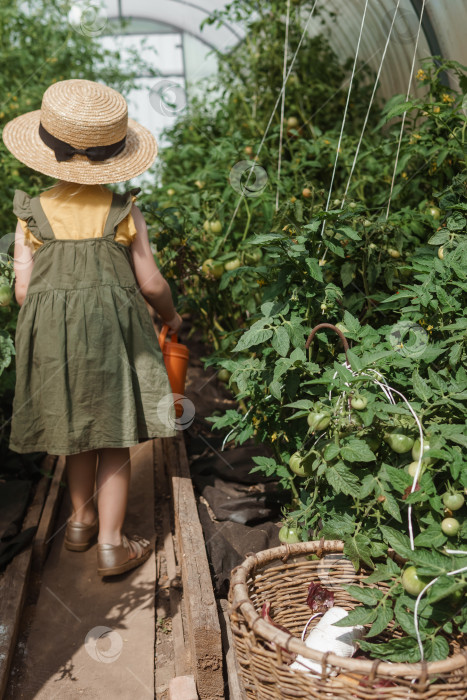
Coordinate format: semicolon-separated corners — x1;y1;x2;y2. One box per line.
9;188;177;455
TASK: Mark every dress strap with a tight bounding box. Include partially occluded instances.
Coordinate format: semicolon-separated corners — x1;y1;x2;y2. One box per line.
13;190;56;244
102;187;141;240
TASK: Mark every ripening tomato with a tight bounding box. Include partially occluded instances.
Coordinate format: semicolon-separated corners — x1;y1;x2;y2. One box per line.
201;259;224;279
302;187;312;198
412;439;436;465
428;205;441;220
384;432;414;454
244;248;263;264
224;258;241;271
307;410;331;432
350;394;368;411
210;220;222;234
287;116;299;129
387;248;401;259
407;461;426;478
0;284;13;307
402;566;430;596
217;369;231;383
441;518;460;536
288;452;313;477
278;525;301;544
442;492;464;511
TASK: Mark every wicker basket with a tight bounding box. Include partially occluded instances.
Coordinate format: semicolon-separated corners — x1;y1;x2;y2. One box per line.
229;540;467;699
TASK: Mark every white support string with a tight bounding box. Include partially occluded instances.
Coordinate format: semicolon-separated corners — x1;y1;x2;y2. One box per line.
276;0;291;212
341;0;403;205
319;0;370;247
220;0;319;247
386;0;427;219
327;362;467;661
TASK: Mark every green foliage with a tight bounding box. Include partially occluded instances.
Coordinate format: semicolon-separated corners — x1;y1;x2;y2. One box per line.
147;0;467;661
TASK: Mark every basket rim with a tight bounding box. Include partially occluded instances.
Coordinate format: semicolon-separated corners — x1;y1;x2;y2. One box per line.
229;539;467;678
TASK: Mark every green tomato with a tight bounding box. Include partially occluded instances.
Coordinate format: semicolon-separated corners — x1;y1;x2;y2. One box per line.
224;257;241;271
387;248;401;259
384;432;414;454
201;258;224;279
407;461;427;478
402;566;430;596
210;220;222;234
288;452;313;477
244;247;263;264
0;284;13;307
203;220;211;233
217;369;231;383
287;116;299;129
441;518;460;536
278;525;300;544
412;439;436;465
442;492;465;511
350;394;368;411
307;410;331;432
427;206;441;220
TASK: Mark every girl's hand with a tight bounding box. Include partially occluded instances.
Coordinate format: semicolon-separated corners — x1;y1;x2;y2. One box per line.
165;312;183;334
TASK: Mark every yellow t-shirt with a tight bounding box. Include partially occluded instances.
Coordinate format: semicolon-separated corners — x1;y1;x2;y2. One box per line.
17;182;138;252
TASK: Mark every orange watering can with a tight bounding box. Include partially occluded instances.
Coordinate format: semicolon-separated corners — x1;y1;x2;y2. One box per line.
158;324;190;417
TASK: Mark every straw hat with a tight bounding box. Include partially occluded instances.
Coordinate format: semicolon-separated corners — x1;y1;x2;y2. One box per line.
2;79;157;184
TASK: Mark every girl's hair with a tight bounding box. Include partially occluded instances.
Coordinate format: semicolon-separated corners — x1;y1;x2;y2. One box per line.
43;180;108;199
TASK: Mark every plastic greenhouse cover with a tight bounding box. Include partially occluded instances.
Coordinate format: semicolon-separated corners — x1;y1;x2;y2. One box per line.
101;0;467;101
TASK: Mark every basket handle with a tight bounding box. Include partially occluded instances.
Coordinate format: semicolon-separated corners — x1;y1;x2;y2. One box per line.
305;323;350;364
158;323;178;350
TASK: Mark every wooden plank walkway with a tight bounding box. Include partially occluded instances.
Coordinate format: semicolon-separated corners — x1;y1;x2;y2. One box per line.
5;441;157;700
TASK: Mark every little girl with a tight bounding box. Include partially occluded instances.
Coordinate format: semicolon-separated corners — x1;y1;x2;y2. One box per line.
2;78;182;577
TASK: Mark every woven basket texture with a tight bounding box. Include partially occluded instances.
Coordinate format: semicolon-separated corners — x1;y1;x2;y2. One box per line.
229;540;467;699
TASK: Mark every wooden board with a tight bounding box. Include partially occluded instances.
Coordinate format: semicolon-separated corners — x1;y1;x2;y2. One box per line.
163;435;224;700
32;454;66;572
0;454;54;699
219;599;248;700
154;438;189;679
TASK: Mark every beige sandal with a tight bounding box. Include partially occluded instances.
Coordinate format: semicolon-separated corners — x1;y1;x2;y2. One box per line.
64;517;99;551
97;534;152;577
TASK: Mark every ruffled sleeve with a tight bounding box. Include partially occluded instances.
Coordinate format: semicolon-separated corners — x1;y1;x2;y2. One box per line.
13;190;43;251
114;187;141;247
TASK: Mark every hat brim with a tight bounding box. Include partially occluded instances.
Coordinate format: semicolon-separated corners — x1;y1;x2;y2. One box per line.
2;109;157;184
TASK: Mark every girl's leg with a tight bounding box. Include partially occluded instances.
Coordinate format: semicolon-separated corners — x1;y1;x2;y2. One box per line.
96;447;131;548
66;449;98;524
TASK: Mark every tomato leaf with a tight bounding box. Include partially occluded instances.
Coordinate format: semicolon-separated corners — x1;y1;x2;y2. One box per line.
340;439;376;463
344;585;384;605
325;461;361;497
367;604;394;637
358;636;421;662
379;526;413;559
332;606;377;627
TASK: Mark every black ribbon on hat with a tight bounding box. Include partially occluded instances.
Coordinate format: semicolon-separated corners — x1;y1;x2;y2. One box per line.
39;122;126;163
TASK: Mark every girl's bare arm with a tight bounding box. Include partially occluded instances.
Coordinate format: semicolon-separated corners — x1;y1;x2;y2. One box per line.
130;205;182;332
13;220;34;306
